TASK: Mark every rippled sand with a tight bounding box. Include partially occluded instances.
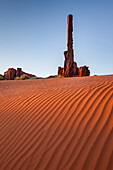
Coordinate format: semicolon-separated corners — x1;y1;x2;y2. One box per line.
0;75;113;170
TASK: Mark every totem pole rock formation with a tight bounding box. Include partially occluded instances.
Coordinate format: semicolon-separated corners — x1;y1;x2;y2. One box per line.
64;14;77;77
58;14;90;77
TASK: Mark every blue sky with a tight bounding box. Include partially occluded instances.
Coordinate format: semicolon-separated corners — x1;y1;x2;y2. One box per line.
0;0;113;77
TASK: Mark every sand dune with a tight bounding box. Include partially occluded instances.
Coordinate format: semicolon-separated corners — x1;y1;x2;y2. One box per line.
0;75;113;170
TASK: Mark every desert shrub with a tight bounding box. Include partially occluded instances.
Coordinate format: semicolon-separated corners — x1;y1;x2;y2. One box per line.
57;75;64;78
15;77;20;80
0;76;4;80
30;76;40;79
20;74;30;80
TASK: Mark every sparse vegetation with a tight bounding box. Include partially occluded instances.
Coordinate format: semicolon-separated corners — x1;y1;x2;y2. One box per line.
15;77;20;80
15;75;40;80
30;76;40;79
20;74;30;80
57;75;64;78
0;76;4;80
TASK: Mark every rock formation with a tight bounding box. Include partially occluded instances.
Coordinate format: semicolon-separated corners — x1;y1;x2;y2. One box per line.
58;14;90;77
0;74;4;77
64;15;77;77
16;68;23;77
58;67;64;76
4;68;16;80
78;66;90;77
4;68;36;80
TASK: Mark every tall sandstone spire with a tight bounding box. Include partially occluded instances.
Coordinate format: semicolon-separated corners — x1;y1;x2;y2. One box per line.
64;14;77;77
67;14;73;51
58;14;90;77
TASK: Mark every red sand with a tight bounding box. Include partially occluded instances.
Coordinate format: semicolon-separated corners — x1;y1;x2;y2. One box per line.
0;75;113;170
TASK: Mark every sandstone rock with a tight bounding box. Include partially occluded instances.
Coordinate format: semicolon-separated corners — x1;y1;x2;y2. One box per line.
58;14;90;77
47;75;57;78
58;14;78;77
58;67;64;76
4;68;36;80
4;68;16;80
21;71;36;78
78;66;90;77
0;74;4;77
64;15;75;77
72;62;78;76
16;68;22;77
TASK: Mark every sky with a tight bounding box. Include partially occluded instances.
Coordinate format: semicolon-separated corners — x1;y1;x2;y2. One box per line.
0;0;113;77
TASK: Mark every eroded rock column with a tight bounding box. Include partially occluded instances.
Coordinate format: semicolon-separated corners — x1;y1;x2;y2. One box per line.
64;14;74;76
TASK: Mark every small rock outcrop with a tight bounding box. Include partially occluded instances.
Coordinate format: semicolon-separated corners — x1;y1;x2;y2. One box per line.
0;74;4;77
58;67;64;76
78;66;90;77
58;14;90;77
4;68;36;80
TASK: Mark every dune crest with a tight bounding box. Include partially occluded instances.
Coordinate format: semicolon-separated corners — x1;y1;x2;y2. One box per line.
0;75;113;170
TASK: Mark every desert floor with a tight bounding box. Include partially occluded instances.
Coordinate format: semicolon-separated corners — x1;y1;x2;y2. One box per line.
0;75;113;170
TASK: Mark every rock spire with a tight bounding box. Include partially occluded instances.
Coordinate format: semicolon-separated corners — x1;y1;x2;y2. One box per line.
58;14;90;77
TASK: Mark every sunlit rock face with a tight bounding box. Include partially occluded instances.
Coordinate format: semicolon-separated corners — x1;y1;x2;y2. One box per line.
58;67;64;76
78;66;90;77
4;68;16;80
58;14;90;77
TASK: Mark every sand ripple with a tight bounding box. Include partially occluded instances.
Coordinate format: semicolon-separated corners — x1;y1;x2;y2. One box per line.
0;75;113;170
